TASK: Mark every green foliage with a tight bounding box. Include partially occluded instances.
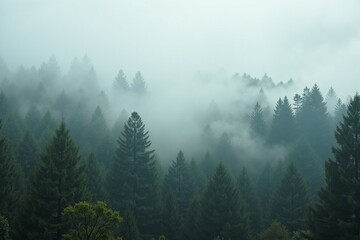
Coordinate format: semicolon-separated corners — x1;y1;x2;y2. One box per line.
286;139;323;201
16;131;39;188
160;190;181;240
309;94;360;239
16;122;88;239
297;84;332;159
106;112;159;238
164;151;194;216
119;208;140;240
86;153;105;202
259;221;290;240
199;163;249;240
238;168;261;235
62;201;121;240
250;102;267;137
0;215;10;240
268;162;309;232
0;120;23;223
269;96;297;145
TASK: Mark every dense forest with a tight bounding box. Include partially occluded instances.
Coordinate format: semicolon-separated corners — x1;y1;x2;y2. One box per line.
0;56;359;240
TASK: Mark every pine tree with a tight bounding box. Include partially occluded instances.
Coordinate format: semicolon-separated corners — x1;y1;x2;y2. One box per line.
286;139;323;201
131;71;146;94
237;168;261;235
106;112;159;238
0;120;23;224
268;162;309;232
334;98;347;126
164;151;194;216
257;162;274;221
114;69;129;92
297;84;332;159
198;163;249;240
86;153;105;202
119;208;141;240
308;94;360;239
16;131;39;188
269;97;297;145
86;106;109;149
16;122;88;239
160;190;181;240
250;102;267;137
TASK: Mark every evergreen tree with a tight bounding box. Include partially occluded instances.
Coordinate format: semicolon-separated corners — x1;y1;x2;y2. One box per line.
268;162;309;232
119;208;141;240
297;84;332;159
325;87;338;115
16;131;39;188
160;190;181;240
16;122;88;239
200;151;216;179
293;93;302;117
0;92;10;117
106;112;159;238
334;98;347;126
0;120;23;224
131;71;146;94
198;163;249;240
308;94;360;239
164;151;194;216
257;162;274;221
237;168;261;235
114;69;129;92
86;106;109;149
182;197;201;240
250;102;267;137
269;97;297;145
86;153;105;202
286;139;323;201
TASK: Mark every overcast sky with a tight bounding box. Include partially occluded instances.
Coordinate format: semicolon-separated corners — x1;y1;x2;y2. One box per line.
1;0;360;97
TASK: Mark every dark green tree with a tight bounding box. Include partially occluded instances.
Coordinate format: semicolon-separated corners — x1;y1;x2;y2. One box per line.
269;96;297;145
268;162;309;232
250;102;267;137
86;106;109;149
333;98;347;126
119;208;140;240
198;163;249;240
16;122;88;240
106;112;159;238
257;162;274;221
164;151;194;216
160;190;181;240
308;94;360;239
297;84;332;159
0;120;23;224
182;197;201;240
16;131;39;188
86;153;105;202
237;168;261;235
286;139;323;201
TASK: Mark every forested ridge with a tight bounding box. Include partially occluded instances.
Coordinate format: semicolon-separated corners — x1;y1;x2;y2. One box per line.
0;56;359;239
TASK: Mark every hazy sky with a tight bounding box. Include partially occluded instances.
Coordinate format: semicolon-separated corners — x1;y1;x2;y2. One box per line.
1;0;360;97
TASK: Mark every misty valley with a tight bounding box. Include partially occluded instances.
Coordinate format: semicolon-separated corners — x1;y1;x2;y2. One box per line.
0;55;359;240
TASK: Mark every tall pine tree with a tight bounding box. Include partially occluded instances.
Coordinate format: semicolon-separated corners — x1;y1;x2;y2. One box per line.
106;112;159;239
308;94;360;239
16;122;88;240
198;163;249;240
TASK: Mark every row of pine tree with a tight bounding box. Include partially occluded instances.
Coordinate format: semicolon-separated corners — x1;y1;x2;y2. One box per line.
0;56;359;239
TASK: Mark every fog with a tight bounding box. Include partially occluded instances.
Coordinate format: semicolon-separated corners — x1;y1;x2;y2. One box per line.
1;0;360;166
